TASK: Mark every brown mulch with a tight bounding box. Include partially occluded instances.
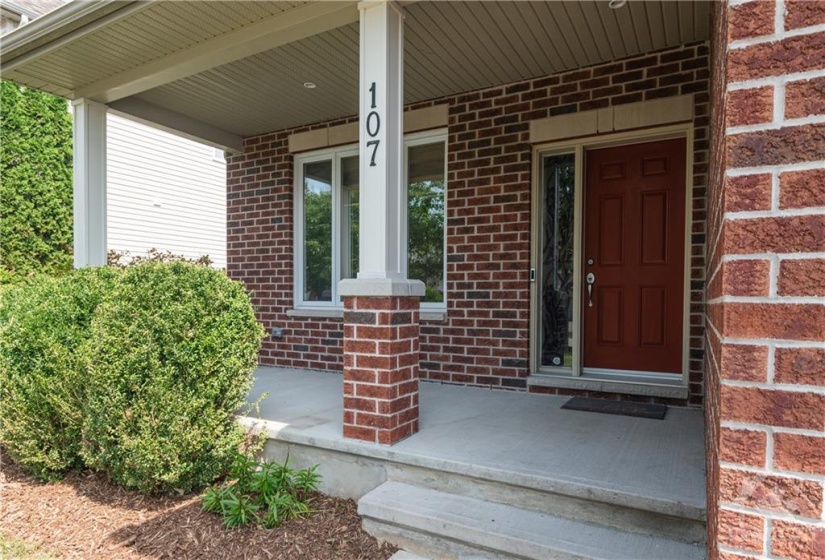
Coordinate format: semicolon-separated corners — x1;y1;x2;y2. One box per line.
0;457;397;560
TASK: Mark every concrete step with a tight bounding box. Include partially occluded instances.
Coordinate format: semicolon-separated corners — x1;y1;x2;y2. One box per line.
383;462;706;545
389;552;431;560
359;482;706;560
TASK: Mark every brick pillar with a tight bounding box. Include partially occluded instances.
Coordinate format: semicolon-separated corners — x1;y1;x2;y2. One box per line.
342;296;420;445
341;1;421;445
707;1;825;559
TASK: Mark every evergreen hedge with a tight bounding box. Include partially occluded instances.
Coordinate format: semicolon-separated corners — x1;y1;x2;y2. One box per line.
0;80;74;282
0;263;265;493
0;268;120;478
81;262;265;493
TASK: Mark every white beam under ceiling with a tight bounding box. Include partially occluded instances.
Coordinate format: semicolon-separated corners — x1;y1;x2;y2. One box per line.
74;1;360;104
108;97;244;154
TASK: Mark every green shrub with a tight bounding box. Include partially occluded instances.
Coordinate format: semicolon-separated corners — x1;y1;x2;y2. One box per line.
107;247;213;268
0;80;74;280
81;262;265;493
0;267;120;478
202;453;321;529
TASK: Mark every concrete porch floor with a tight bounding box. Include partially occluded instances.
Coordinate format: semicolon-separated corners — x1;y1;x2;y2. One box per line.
243;367;706;519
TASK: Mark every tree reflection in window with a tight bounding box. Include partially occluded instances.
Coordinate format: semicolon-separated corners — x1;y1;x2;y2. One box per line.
297;139;446;306
541;153;575;367
408;142;445;303
303;160;332;301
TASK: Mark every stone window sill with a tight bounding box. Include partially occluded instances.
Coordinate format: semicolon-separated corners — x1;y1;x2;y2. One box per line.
286;308;447;322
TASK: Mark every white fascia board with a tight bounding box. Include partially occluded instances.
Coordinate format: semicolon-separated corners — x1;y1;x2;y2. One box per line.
0;1;147;69
0;1;39;20
108;97;244;154
75;1;360;104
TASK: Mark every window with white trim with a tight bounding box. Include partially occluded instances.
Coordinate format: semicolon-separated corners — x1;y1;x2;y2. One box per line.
294;130;447;310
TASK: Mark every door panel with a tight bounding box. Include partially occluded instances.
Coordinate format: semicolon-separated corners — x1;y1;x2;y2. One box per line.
583;138;686;374
597;286;623;345
640;191;668;264
598;196;624;265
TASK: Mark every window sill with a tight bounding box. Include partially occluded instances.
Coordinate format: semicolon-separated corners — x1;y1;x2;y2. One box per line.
420;311;447;322
286;308;447;321
286;308;343;319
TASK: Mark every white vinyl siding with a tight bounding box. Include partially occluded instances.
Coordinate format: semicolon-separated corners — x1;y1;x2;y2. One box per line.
106;114;226;268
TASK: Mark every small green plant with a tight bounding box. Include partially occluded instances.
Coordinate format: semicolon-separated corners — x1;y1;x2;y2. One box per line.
221;486;260;529
202;452;321;530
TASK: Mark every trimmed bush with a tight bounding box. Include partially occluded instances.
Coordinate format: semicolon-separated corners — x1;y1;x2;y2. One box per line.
0;80;73;280
0;267;121;478
81;262;265;493
108;247;213;268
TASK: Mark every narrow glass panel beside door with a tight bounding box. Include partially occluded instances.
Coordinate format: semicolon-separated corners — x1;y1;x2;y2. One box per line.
541;153;575;368
340;155;360;280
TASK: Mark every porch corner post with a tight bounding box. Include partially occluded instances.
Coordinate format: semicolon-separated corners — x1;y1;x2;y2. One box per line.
338;0;424;446
72;98;108;268
708;1;825;558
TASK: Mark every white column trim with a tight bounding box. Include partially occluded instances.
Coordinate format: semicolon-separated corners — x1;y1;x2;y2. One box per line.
72;98;107;268
341;0;423;297
356;1;403;281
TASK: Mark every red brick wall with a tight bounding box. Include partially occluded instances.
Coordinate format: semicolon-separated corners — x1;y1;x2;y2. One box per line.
227;42;710;405
708;1;825;558
705;2;729;557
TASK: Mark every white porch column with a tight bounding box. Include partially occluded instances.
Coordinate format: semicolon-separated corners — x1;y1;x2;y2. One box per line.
354;0;406;283
72;98;107;268
339;1;423;446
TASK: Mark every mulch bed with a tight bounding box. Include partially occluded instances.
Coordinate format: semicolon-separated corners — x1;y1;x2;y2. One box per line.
0;456;397;560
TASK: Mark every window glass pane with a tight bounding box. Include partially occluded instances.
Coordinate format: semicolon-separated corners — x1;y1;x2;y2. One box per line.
408;142;445;303
303;160;332;302
340;156;360;280
541;153;575;368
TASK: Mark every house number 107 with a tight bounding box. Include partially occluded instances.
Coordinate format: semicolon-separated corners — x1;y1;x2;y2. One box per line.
366;81;380;167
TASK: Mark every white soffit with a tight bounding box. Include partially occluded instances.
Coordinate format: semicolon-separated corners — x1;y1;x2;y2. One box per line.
135;0;712;137
2;1;711;140
2;1;309;97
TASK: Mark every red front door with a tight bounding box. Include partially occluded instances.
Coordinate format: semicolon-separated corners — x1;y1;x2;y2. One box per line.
582;138;686;375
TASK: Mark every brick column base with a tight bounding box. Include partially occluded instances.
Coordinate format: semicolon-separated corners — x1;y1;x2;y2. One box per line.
342;296;420;445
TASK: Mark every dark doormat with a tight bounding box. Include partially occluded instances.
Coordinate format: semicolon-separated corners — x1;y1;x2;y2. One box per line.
561;397;668;420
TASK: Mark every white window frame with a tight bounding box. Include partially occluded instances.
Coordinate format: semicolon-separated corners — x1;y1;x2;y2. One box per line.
293;129;448;311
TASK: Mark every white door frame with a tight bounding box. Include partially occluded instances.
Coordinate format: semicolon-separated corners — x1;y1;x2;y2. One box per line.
528;123;694;395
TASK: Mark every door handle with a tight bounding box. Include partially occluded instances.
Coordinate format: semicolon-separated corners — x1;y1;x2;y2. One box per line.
586;273;595;308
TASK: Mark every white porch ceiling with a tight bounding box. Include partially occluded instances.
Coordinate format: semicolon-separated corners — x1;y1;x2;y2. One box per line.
1;1;711;145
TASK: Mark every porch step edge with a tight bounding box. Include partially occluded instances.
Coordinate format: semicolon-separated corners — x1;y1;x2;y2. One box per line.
240;415;706;522
389;551;431;560
359;481;706;560
385;462;706;544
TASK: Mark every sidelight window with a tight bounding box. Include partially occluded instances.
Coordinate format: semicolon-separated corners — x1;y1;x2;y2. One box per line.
540;152;576;368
